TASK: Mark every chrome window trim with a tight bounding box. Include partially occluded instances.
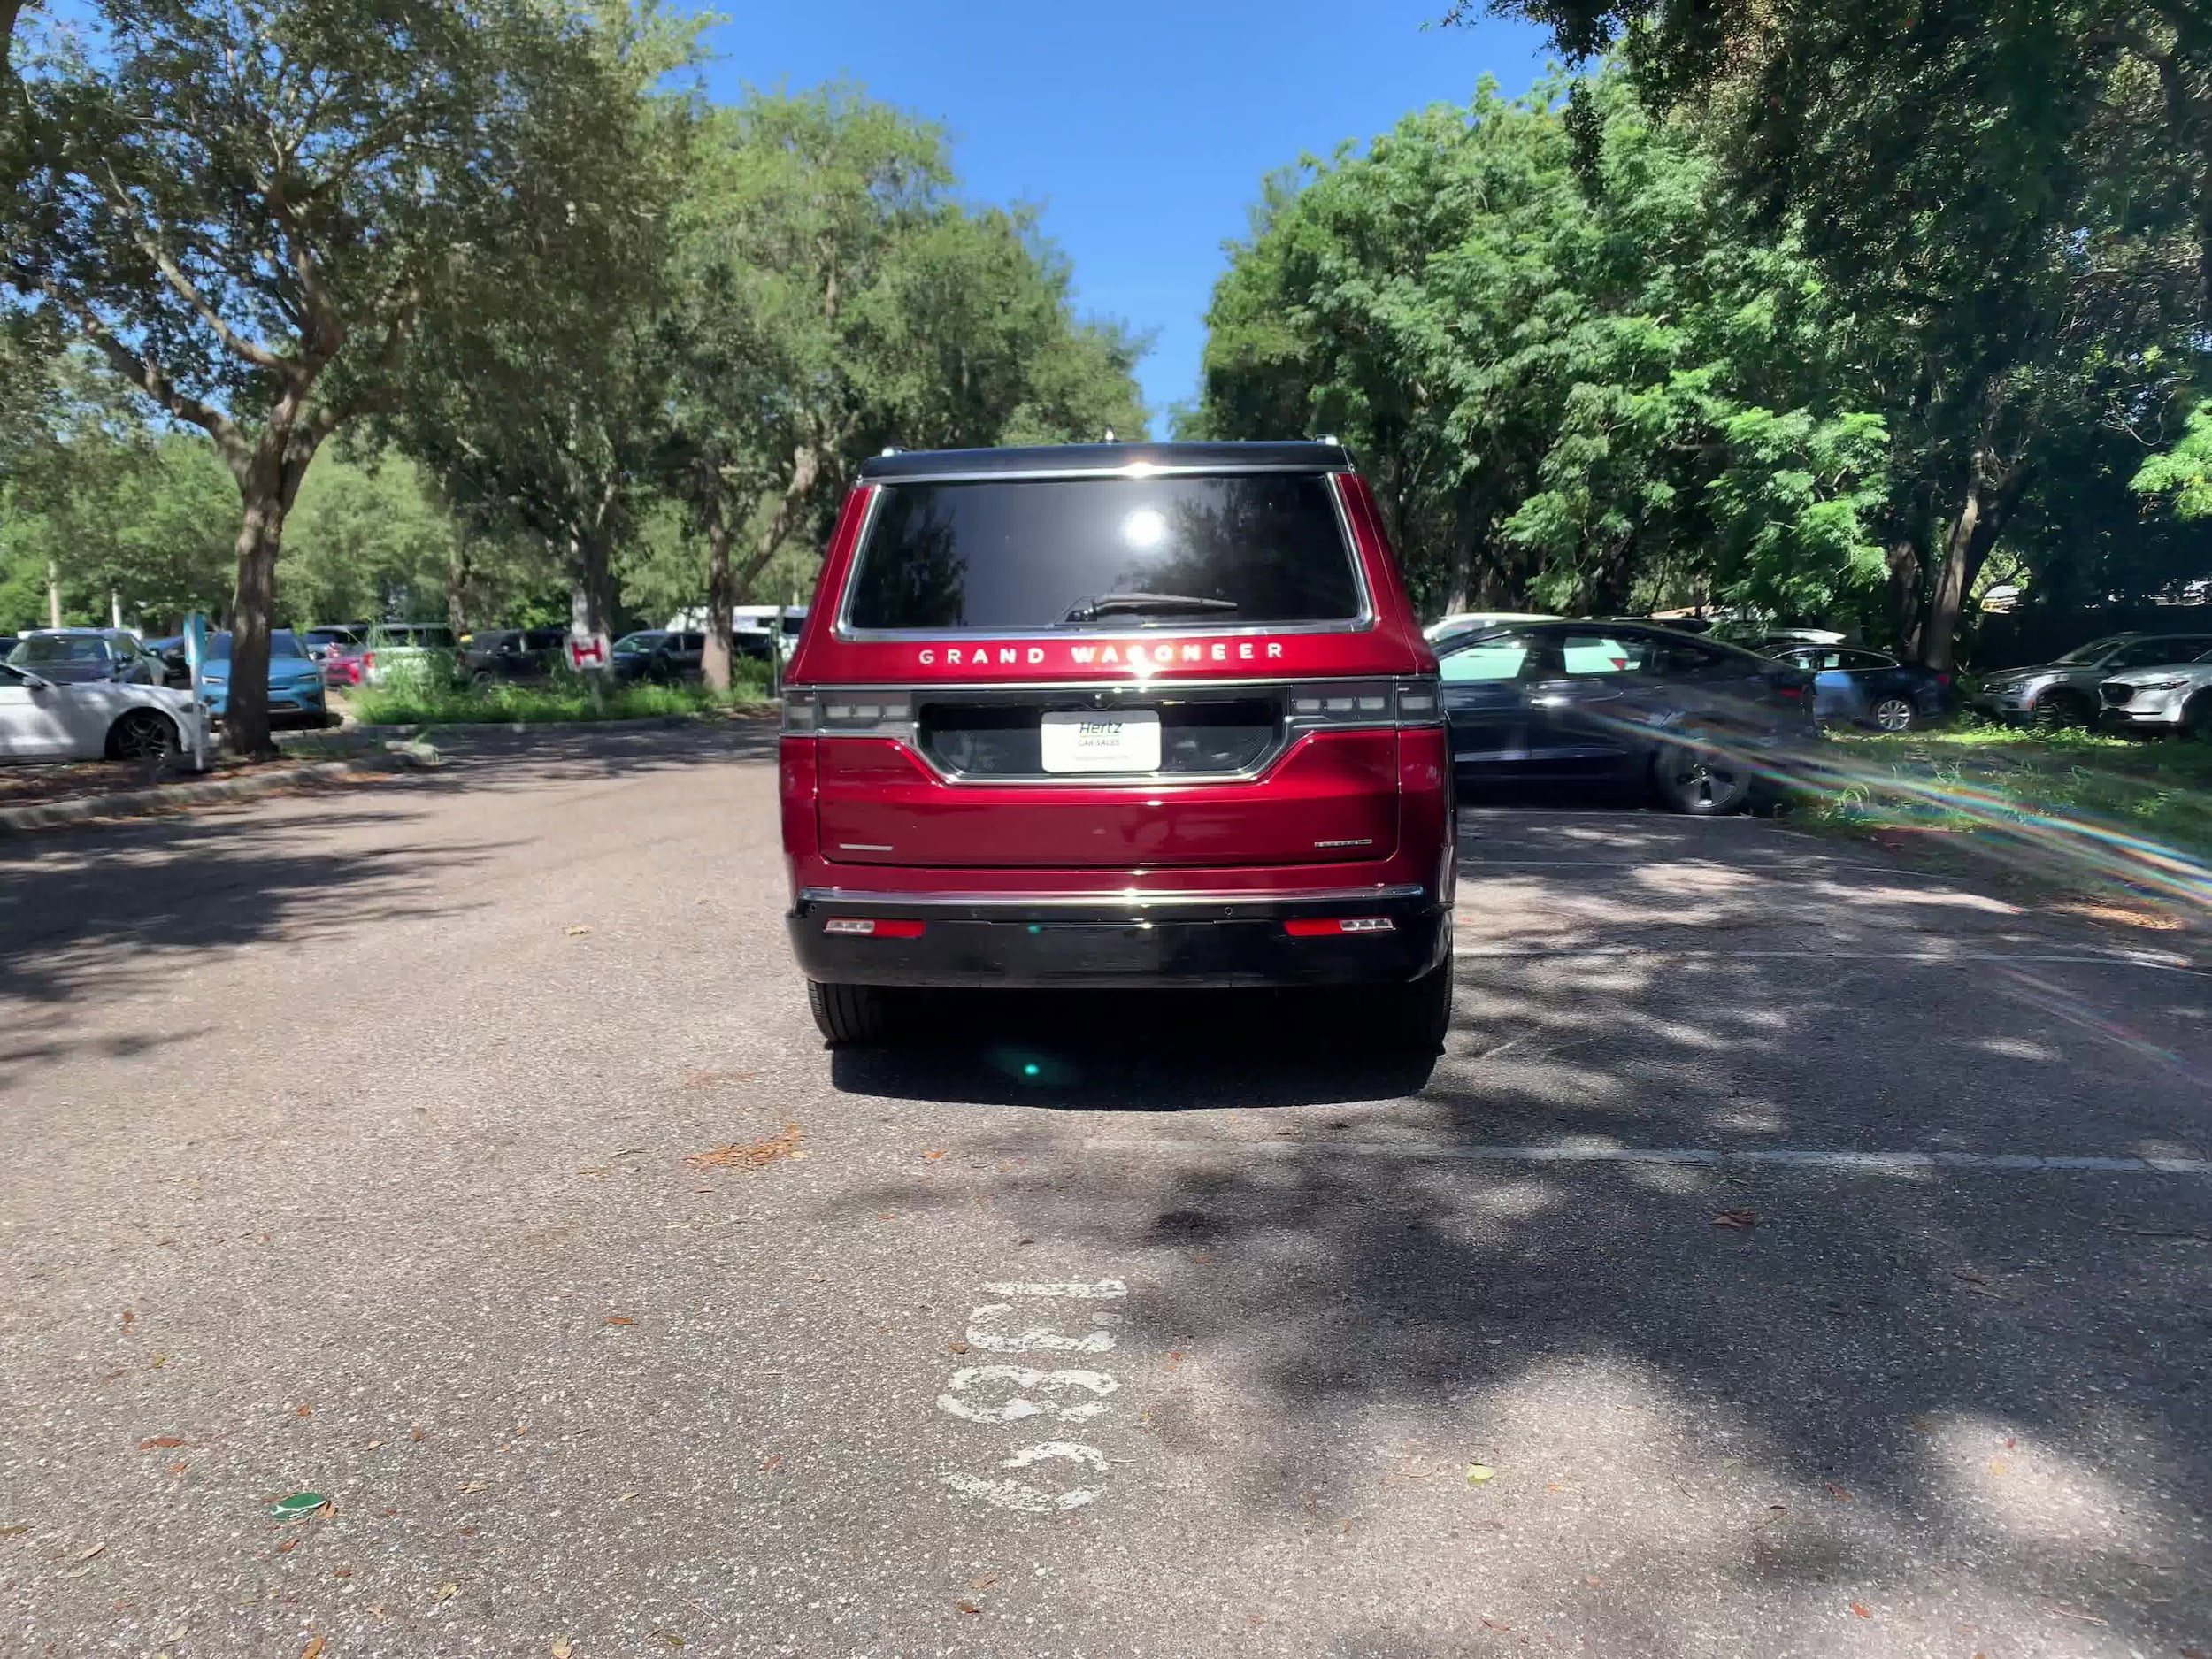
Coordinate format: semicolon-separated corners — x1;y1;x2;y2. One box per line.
832;472;1374;642
795;883;1428;911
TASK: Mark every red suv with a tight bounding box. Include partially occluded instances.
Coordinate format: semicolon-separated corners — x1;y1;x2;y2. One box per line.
779;442;1454;1050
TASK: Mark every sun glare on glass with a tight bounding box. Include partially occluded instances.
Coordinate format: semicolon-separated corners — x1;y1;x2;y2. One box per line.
1122;508;1167;549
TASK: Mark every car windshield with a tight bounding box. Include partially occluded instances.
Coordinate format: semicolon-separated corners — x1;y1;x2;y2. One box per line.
11;634;108;664
2052;635;2131;664
207;631;307;659
615;633;664;650
843;472;1363;631
370;626;454;648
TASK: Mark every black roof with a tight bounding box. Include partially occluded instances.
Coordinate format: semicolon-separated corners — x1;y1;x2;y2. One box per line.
858;441;1351;481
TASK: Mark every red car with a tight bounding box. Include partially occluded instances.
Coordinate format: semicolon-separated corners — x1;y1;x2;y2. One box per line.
779;442;1454;1051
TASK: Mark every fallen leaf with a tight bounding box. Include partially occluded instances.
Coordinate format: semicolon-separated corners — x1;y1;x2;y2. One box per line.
552;1642;573;1659
1850;1601;1872;1619
1584;1575;1601;1586
760;1454;784;1471
1481;1618;1513;1632
1712;1209;1757;1230
0;1525;29;1537
1825;1482;1853;1502
296;1405;312;1418
687;1126;808;1171
276;1539;298;1555
619;1491;641;1503
946;1340;969;1355
956;1602;981;1616
333;1569;352;1579
602;1316;635;1327
971;1574;999;1590
120;1310;135;1326
458;1481;488;1494
1911;1415;1934;1432
302;1637;326;1659
1759;1504;1789;1527
922;1149;946;1161
1192;1250;1214;1263
1465;1464;1496;1486
411;1427;424;1442
654;1631;685;1648
2003;1435;2016;1448
434;1581;458;1603
364;1440;382;1450
1989;1458;2009;1475
139;1436;185;1450
78;1542;106;1562
150;1354;167;1368
564;925;592;937
167;1463;187;1476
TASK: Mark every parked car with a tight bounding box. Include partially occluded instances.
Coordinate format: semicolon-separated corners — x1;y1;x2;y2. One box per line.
362;623;458;687
2097;648;2212;737
319;637;369;689
732;605;807;662
142;634;192;687
458;626;570;685
1767;644;1956;732
0;657;208;764
1424;611;1560;649
6;627;165;686
780;440;1455;1051
1438;620;1816;811
1973;631;2212;726
612;629;704;683
199;629;329;726
302;623;369;661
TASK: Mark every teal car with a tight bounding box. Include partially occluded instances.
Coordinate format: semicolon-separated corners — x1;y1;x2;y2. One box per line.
199;629;330;726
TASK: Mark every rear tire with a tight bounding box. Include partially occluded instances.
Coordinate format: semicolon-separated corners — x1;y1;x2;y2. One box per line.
1369;954;1454;1055
807;979;899;1045
1652;741;1753;815
2030;690;2093;730
1870;694;1916;733
2183;692;2212;741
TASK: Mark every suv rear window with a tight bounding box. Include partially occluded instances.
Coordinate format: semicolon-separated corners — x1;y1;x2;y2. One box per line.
843;473;1363;632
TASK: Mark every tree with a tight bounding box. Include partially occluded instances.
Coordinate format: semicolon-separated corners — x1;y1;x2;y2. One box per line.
4;0;652;752
1191;77;1890;628
657;87;1148;688
1471;0;2211;664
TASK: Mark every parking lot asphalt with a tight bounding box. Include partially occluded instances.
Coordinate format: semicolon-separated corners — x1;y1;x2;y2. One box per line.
2;726;2207;1659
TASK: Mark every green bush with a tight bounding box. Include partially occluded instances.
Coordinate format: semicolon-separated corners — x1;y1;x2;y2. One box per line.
348;675;768;726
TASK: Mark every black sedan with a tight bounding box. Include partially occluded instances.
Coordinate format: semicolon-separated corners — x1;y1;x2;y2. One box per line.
1438;621;1817;814
611;629;705;684
1769;645;1956;732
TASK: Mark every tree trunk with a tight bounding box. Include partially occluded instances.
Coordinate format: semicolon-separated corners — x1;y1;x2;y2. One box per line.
568;528;615;639
700;491;733;694
225;492;285;757
45;557;59;627
1921;452;2032;672
445;535;471;639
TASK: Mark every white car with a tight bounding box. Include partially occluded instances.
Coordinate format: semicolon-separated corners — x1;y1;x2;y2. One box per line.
0;659;209;765
1424;611;1560;648
2096;649;2212;736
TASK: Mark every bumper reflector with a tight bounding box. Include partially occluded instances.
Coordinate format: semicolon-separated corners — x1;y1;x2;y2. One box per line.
824;917;926;939
1285;916;1396;938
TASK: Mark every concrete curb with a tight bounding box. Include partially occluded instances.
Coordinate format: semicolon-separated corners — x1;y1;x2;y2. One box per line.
329;702;779;743
0;746;435;835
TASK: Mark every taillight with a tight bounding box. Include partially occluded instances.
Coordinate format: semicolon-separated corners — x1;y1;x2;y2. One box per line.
1286;916;1395;937
782;688;912;737
824;917;924;939
1286;680;1442;731
1771;679;1806;701
362;651;375;671
1935;672;1952;687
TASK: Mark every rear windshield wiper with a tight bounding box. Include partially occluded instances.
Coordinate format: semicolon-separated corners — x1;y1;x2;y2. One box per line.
1060;593;1240;625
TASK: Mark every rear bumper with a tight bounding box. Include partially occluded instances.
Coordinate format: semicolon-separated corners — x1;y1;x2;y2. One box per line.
787;883;1448;989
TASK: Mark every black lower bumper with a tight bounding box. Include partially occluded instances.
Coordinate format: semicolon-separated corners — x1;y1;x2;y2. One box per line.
787;885;1448;990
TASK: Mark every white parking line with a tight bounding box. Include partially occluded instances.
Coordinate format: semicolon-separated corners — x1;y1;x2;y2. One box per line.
1447;943;2202;972
1082;1139;2212;1175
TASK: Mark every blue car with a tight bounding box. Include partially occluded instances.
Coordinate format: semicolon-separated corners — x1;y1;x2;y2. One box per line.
199;629;330;726
1770;645;1956;733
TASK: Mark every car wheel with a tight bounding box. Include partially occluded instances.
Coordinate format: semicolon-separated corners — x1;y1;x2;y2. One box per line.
1870;694;1916;733
106;708;179;763
807;979;900;1045
2183;692;2212;741
2030;690;2093;730
1368;953;1454;1055
1652;742;1753;815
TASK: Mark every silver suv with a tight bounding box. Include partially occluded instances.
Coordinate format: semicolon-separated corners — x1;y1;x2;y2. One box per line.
1973;631;2212;726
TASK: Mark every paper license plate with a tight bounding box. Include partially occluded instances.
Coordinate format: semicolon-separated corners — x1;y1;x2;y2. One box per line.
1040;710;1161;773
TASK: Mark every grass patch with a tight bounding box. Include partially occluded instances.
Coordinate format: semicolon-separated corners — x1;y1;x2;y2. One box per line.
1789;719;2212;906
347;673;769;727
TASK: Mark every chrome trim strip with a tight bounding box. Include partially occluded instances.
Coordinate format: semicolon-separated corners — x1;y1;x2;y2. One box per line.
795;884;1429;911
831;471;1374;642
851;461;1350;485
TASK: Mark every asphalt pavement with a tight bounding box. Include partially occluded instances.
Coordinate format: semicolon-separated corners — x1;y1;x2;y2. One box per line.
2;725;2207;1659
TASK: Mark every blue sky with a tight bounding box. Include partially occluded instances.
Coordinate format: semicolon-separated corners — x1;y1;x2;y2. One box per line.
697;2;1551;434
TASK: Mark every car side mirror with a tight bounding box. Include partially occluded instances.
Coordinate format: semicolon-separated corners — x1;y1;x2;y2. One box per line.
19;671;53;692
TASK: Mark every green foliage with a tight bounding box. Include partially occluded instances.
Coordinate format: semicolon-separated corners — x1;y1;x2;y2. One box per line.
349;670;768;726
2133;401;2212;521
1193;75;1888;624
